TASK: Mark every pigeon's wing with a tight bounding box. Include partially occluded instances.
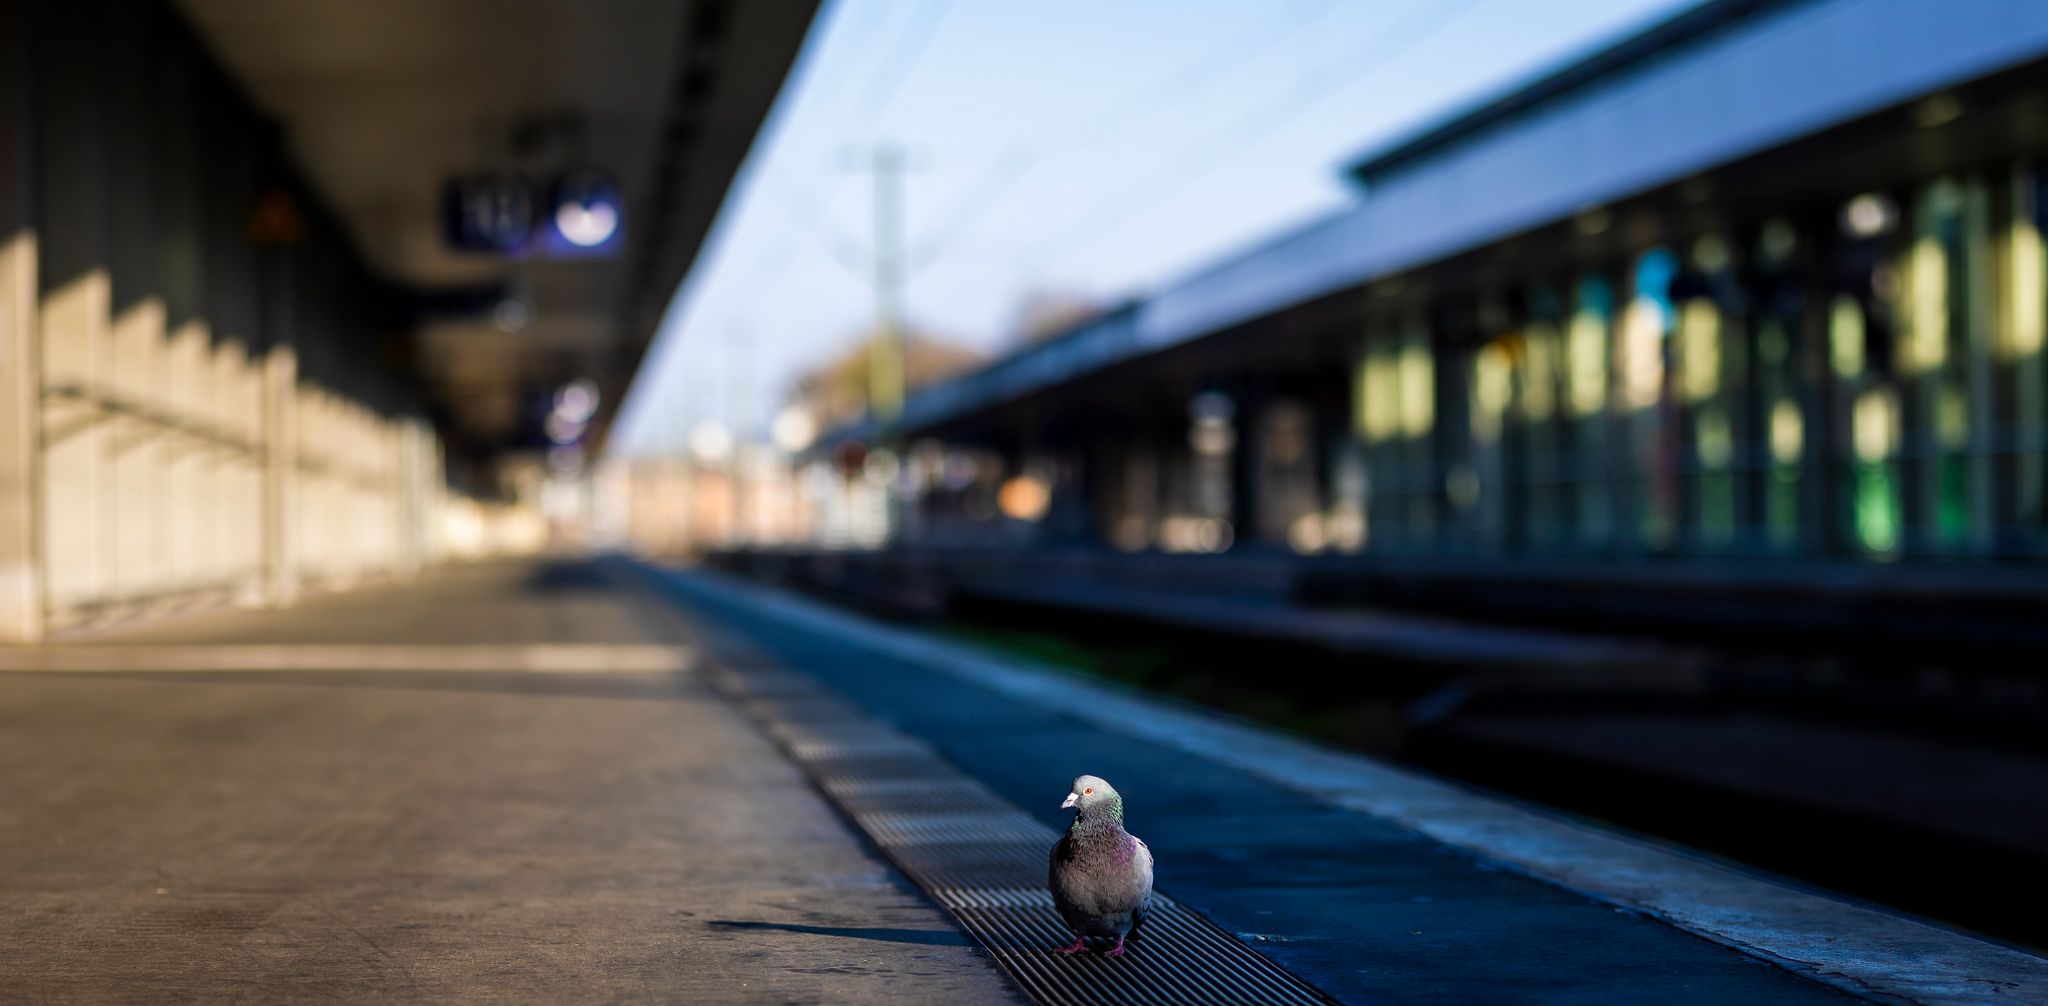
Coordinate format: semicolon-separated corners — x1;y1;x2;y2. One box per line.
1048;832;1085;929
1132;836;1155;900
1120;836;1154;941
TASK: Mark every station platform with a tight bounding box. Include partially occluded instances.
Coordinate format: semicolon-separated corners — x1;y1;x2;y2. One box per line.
3;557;2043;1003
0;560;1019;1004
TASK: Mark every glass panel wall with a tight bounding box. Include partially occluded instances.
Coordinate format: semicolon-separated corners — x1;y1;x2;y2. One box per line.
1520;287;1567;549
1900;178;1976;551
1306;158;2048;564
1678;233;1741;549
1623;248;1679;550
1352;312;1440;551
1567;274;1616;549
2006;166;2048;552
1751;218;1808;551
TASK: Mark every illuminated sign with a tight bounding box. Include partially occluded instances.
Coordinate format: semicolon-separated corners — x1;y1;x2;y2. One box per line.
540;171;625;257
442;173;534;253
441;170;624;259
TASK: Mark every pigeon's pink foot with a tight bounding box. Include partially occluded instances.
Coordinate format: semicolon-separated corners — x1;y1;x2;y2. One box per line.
1054;936;1088;956
1104;935;1128;958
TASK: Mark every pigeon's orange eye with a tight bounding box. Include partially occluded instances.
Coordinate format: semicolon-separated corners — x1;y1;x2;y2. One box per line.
1084;787;1094;795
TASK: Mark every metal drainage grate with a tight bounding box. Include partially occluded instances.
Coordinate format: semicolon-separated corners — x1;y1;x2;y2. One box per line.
709;663;1330;1006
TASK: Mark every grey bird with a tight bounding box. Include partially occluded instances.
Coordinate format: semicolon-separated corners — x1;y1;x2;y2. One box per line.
1048;774;1153;957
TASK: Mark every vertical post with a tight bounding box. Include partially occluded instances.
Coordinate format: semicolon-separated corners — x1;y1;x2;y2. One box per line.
397;418;432;575
1230;384;1260;544
106;9;161;605
869;143;904;426
1962;177;1995;552
0;0;41;641
0;235;31;640
2012;166;2046;546
729;321;753;543
37;0;111;624
259;261;297;605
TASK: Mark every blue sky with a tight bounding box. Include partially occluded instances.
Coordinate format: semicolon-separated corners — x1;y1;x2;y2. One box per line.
612;0;1693;454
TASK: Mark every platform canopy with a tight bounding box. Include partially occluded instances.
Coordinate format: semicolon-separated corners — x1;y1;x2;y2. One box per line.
174;0;818;464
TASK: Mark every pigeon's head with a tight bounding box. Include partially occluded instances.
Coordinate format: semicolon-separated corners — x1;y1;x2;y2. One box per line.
1060;774;1121;815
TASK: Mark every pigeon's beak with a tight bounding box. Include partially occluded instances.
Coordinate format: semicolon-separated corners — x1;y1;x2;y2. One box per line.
1060;792;1079;810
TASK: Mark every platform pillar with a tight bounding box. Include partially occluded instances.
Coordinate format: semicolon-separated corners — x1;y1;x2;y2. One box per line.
0;4;40;642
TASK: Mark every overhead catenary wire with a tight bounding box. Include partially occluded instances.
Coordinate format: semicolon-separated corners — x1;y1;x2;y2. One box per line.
1022;0;1486;271
775;0;1362;288
761;181;871;279
845;0;958;127
904;143;1033;275
1058;0;1346;154
905;0;1345;275
705;0;1488;443
751;0;958;283
634;1;961;453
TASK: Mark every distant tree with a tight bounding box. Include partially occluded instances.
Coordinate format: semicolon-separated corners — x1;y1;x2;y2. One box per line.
1006;288;1108;346
788;326;988;429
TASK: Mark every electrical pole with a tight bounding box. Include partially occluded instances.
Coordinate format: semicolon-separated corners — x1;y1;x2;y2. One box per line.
728;321;751;545
869;143;906;430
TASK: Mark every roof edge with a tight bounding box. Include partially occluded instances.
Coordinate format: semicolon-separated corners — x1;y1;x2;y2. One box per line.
1342;0;1815;189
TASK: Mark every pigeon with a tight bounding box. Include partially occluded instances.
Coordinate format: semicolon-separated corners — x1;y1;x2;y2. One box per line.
1048;774;1153;957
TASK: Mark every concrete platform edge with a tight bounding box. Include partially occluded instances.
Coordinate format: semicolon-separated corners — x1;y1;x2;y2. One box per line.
645;562;2048;1006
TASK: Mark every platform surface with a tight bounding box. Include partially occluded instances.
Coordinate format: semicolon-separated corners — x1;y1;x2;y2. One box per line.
5;556;2044;1004
0;560;1020;1004
651;568;1858;1005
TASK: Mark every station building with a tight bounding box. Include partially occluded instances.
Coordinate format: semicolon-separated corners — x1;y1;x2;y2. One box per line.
0;0;814;639
782;0;2048;643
